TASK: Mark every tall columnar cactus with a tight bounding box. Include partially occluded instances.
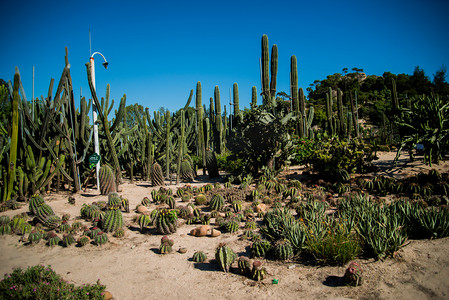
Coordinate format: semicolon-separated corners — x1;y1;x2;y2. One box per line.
176;109;185;184
270;44;278;100
326;88;334;135
261;34;271;105
337;88;346;136
205;149;219;178
214;86;223;154
251;86;258;109
391;78;399;113
233;83;240;124
99;164;116;195
196;82;206;169
215;243;236;272
349;90;359;137
290;55;300;135
165;110;171;179
6;70;19;201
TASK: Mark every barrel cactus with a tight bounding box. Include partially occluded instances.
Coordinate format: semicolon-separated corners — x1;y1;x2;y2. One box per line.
99;164;116;195
251;260;267;281
78;235;91;247
28;230;43;244
154;209;178;235
251;239;271;258
238;256;251;276
209;194;225;211
180;159;195;182
95;231;108;246
273;239;294;260
215;243;236;272
344;261;363;286
62;233;76;247
159;235;174;254
29;194;45;215
102;206;123;233
192;251;207;263
46;231;61;246
137;214;151;232
151;162;165;186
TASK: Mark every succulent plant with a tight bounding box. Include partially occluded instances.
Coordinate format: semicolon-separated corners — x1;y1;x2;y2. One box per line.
94;231;108;246
195;194;208;206
59;221;70;233
238;256;251;276
87;227;102;239
46;231;61;246
62;233;76;247
192;251;207;263
61;213;70;222
78;235;91;246
151;162;165;186
137;214;151;232
102;206;123;233
251;239;271;258
232;200;242;213
0;223;12;235
113;227;125;238
28;230;43;244
99;164;116;195
29;194;45;215
273;239;294;260
224;182;232;189
159;235;174;254
251;260;267;281
141;197;151;207
344;261;363;286
205;149;220;178
244;221;257;230
215;243;236;272
209;194;225;211
71;221;82;232
154;209;178;235
224;220;239;234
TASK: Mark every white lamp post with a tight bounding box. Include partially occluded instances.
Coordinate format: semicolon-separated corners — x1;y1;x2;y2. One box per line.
89;52;108;192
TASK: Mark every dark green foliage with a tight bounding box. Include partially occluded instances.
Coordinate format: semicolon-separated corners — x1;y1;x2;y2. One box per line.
0;265;106;299
205;149;220;178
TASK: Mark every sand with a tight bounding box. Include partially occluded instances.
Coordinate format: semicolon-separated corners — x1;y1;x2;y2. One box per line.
1;152;448;300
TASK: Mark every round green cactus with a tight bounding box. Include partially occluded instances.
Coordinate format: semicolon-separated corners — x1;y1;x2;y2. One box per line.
344;261;363;286
113;227;125;238
195;194;208;206
209;194;225;211
62;233;76;247
192;251;207;263
151;162;165;187
102;207;123;233
28;230;43;244
29;194;45;215
251;260;267;281
46;231;61;247
238;256;251;276
94;231;108;246
274;239;294;260
155;209;178;235
78;235;91;247
251;239;271;258
99;164;116;195
107;192;122;208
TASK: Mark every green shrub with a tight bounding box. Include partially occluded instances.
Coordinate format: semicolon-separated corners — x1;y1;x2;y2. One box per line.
0;265;106;299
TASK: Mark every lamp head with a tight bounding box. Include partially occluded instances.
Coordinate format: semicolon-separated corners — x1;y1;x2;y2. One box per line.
102;62;109;69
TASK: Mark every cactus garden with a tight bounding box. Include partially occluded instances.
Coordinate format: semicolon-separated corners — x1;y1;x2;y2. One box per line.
1;27;449;300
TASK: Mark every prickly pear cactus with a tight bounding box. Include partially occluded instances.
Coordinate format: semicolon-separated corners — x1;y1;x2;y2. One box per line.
215;243;236;272
151;162;165;186
344;261;363;286
99;164;116;195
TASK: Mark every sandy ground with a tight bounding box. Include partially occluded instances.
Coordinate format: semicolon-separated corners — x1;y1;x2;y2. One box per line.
1;152;449;300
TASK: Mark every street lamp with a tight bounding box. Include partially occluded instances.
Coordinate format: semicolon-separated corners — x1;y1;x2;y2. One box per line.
89;51;108;192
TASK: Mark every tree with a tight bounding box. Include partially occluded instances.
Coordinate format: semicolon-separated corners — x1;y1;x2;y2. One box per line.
433;64;449;97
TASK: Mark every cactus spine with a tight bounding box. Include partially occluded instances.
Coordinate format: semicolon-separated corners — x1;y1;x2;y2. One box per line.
215;243;236;272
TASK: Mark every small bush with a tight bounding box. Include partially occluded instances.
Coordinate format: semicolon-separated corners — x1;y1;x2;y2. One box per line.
0;265;106;299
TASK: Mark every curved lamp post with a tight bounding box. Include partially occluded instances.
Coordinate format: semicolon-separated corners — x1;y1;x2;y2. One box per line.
89;51;108;192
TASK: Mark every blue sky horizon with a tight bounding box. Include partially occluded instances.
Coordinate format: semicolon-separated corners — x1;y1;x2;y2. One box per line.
1;0;448;114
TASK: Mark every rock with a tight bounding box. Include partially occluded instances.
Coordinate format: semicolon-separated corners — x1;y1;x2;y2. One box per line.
136;205;148;214
103;291;113;300
190;225;210;237
178;247;187;254
255;203;267;213
210;228;221;237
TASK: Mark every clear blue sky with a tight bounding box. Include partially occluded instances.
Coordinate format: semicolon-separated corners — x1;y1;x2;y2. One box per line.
1;0;448;114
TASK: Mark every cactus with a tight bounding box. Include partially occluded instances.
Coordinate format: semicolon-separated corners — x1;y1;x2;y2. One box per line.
94;231;108;246
29;194;45;215
192;251;207;263
251;86;258;109
238;256;252;276
151;162;165;186
261;34;271;105
28;230;43;244
344;261;363;286
107;192;122;208
113;227;125;238
251;239;271;258
159;235;174;254
35;203;55;224
232;200;242;213
62;233;76;247
6;70;19;201
214;86;223;154
233;83;241;124
251;260;267;281
78;235;91;247
195;194;207;206
337;88;346;136
180;159;194;182
137;214;151;232
290;55;301;136
196;82;206;170
154;209;178;235
87;227;101;239
215;243;236;272
205;149;219;178
0;221;12;235
326;88;334;135
99;164;116;195
46;231;61;246
209;194;225;211
270;44;278;102
102;206;123;233
59;221;70;233
274;239;294;260
244;221;257;230
224;220;239;234
43;215;62;230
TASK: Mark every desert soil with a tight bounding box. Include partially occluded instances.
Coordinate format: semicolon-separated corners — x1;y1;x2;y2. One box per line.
1;152;449;300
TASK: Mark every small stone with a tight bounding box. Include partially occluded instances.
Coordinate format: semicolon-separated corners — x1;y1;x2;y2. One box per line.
136;205;148;213
178;247;187;254
288;265;296;269
210;229;221;237
103;291;113;300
